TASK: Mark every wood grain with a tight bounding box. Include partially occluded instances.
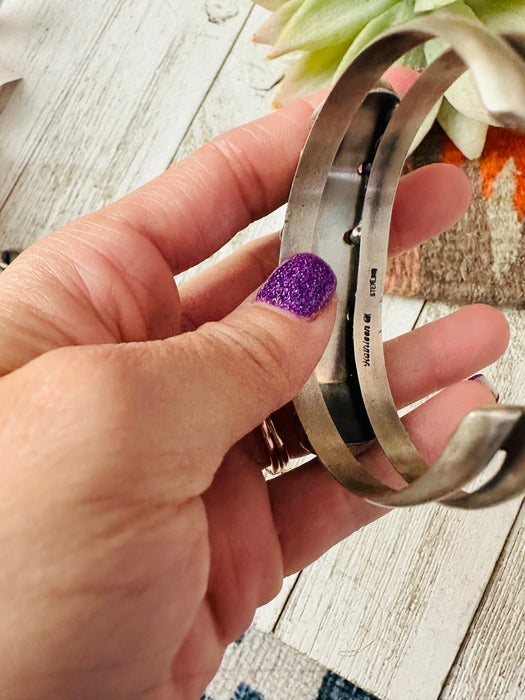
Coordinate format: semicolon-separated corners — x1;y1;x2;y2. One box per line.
0;0;251;250
1;1;524;697
271;303;524;700
437;307;525;700
173;5;287;286
273;497;519;700
439;502;525;700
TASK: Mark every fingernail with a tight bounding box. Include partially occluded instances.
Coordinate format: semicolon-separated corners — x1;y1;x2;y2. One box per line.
468;374;500;403
256;252;336;320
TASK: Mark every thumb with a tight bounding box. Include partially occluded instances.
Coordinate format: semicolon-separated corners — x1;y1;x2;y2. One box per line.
180;252;336;457
18;253;336;501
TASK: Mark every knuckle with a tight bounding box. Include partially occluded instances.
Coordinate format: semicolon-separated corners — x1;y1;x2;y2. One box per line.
206;134;272;220
200;317;295;402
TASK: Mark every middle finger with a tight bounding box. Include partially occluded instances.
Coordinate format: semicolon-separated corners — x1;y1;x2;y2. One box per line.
178;163;471;330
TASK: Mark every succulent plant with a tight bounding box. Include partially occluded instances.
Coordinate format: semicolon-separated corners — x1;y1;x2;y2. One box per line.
253;0;525;158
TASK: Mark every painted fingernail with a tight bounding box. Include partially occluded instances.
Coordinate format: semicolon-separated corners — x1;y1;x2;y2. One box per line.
468;374;500;403
256;252;336;320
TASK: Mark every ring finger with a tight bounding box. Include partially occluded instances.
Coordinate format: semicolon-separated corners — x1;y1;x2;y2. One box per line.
249;302;508;466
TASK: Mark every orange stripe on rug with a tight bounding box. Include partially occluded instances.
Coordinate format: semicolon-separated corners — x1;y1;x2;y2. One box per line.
443;127;525;221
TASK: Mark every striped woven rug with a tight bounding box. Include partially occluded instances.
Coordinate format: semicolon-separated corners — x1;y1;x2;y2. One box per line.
386;125;525;309
203;627;379;700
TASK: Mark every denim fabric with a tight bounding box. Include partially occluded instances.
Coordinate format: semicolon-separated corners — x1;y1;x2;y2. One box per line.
202;626;383;700
202;672;380;700
317;671;380;700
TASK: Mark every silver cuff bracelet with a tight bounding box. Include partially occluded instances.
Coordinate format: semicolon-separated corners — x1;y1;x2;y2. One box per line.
279;13;525;509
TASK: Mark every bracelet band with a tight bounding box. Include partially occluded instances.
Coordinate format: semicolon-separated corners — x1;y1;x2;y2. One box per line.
280;13;525;509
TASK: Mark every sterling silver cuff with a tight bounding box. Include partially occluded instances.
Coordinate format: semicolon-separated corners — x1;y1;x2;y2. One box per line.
280;13;525;509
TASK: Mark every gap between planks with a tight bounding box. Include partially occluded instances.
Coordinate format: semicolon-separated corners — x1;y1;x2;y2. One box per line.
439;499;525;700
0;0;252;249
437;305;525;700
261;302;524;700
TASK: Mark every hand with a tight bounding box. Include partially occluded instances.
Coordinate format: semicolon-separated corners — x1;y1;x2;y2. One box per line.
0;72;509;700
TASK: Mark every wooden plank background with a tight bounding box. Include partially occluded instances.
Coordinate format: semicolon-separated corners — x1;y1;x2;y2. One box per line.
0;1;523;698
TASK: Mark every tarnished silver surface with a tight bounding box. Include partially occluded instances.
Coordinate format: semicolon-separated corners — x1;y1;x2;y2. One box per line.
280;13;525;509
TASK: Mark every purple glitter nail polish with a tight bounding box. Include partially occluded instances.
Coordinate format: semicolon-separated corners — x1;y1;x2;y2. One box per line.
468;373;500;403
256;253;336;319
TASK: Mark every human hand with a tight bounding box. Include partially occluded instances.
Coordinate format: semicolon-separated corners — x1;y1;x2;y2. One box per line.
0;71;509;700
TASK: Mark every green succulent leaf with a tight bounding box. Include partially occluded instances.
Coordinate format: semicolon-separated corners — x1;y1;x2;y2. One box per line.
414;0;455;10
438;97;489;159
253;0;304;46
252;0;292;11
334;0;415;82
274;42;351;106
410;96;444;153
253;0;525;157
270;0;401;57
422;0;480;68
419;2;497;151
469;0;525;33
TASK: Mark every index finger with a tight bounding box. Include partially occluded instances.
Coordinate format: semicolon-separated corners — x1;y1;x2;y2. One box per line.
104;93;325;275
101;69;421;276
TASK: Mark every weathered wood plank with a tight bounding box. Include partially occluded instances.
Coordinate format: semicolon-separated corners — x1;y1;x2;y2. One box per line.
273;300;523;700
440;505;525;700
0;0;251;249
254;573;300;632
4;3;524;698
274;498;519;700
173;5;288;285
172;5;283;160
437;306;525;700
382;295;424;341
